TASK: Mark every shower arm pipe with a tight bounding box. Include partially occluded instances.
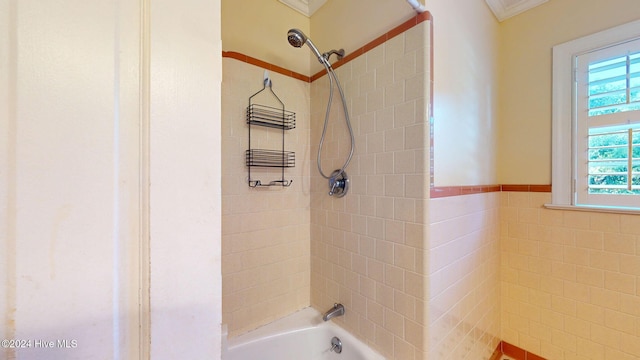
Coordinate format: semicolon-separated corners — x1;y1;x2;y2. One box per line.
405;0;426;13
316;60;355;180
322;49;345;62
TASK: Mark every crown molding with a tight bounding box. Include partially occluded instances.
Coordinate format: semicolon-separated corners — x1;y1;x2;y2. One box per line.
279;0;328;17
485;0;548;21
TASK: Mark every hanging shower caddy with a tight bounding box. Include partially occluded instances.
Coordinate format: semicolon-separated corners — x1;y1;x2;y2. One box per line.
245;74;295;187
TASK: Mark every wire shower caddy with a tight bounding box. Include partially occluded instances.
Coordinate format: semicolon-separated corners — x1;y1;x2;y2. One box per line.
246;76;296;187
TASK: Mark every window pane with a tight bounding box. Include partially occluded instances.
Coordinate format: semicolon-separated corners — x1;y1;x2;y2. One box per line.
587;125;638;195
630;53;640;72
632;52;640;96
589;88;626;107
589;103;640;116
589;187;640;195
589;174;627;186
589;147;627;160
588;51;640;117
589;130;628;146
589;56;626;81
588;159;628;187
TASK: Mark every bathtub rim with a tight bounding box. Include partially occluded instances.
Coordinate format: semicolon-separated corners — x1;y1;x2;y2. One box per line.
224;306;385;359
226;307;324;349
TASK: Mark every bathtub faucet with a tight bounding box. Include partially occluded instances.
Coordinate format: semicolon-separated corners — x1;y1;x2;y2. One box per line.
322;303;345;321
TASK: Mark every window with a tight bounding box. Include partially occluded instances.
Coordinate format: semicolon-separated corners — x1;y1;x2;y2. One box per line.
576;40;640;208
551;20;640;212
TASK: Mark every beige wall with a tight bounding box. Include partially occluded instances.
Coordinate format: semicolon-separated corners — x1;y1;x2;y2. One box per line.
310;0;417;74
501;192;640;359
497;0;640;184
427;0;500;187
222;0;420;77
221;0;310;75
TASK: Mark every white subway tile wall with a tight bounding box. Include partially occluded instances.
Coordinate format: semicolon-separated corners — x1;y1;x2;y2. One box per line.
501;191;640;360
309;23;431;359
429;193;502;359
221;58;311;337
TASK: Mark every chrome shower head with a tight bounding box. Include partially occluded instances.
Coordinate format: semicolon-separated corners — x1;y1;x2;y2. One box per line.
287;28;306;48
287;28;325;65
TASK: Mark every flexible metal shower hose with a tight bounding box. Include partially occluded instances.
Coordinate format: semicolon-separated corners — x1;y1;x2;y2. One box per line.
317;59;355;180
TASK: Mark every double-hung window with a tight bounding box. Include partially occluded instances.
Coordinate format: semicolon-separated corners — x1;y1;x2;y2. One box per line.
551;20;640;212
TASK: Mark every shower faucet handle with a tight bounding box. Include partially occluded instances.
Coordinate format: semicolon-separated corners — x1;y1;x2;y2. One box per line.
328;170;349;198
329;179;339;196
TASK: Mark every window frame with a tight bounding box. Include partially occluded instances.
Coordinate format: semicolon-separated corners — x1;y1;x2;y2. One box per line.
550;19;640;213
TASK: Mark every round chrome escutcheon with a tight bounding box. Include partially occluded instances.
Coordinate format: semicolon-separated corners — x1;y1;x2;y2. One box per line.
328;170;349;198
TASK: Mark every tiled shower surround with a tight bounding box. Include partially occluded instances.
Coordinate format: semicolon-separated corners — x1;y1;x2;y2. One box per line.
309;22;431;359
221;11;640;360
222;15;503;360
221;59;311;336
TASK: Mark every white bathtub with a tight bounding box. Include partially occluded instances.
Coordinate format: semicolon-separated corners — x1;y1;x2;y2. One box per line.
223;307;385;360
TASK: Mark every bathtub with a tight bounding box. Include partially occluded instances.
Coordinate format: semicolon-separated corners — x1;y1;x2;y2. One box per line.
223;307;385;360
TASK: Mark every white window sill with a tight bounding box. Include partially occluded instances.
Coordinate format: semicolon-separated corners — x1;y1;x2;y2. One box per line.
544;203;640;215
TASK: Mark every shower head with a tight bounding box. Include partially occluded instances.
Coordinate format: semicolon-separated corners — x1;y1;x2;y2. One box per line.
287;28;325;65
287;28;306;48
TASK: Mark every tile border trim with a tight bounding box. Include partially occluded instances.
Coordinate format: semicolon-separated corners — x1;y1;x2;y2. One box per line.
310;11;432;81
500;341;547;360
489;341;548;360
489;342;503;360
430;184;552;198
221;51;311;83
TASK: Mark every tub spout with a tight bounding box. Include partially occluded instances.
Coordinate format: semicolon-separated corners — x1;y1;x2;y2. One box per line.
322;303;345;321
